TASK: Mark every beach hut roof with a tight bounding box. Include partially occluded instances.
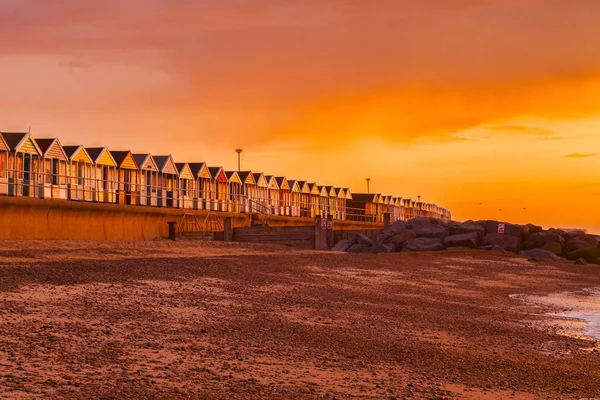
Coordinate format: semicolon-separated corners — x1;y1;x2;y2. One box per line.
0;133;8;152
85;147;117;166
287;180;301;192
308;183;320;195
275;177;290;190
343;188;353;200
175;163;194;180
265;175;279;189
187;162;211;179
34;138;68;160
133;154;159;171
110;150;139;170
0;132;42;155
208;166;228;182
252;172;268;187
352;193;378;203
153;155;178;175
63;145;93;164
225;170;242;184
237;171;256;185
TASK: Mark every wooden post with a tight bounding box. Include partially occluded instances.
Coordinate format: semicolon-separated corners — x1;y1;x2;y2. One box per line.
224;217;233;242
384;212;391;228
167;221;177;241
326;215;334;250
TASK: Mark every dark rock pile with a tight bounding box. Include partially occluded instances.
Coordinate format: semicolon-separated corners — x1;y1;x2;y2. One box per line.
332;217;600;264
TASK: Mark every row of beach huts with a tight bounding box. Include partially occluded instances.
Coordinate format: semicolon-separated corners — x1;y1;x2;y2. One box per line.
0;132;451;223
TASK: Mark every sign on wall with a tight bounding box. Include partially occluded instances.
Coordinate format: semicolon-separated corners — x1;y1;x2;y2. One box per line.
498;223;505;234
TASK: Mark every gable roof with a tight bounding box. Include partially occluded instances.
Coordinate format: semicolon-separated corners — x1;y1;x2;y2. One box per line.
0;132;42;155
237;171;256;185
208;166;228;182
308;183;320;195
334;187;345;198
225;170;242;184
298;181;310;193
275;177;289;190
188;162;211;179
85;147;117;166
153;155;178;175
34;138;68;160
175;163;194;180
317;185;329;196
62;145;93;164
352;193;379;203
343;188;353;200
133;154;158;171
287;180;300;192
110;150;138;169
252;172;268;187
0;133;8;152
265;175;279;189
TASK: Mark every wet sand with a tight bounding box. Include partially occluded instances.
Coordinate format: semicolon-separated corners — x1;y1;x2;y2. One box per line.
1;241;600;399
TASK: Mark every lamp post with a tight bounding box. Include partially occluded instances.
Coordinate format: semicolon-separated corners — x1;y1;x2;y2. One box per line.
235;149;243;171
366;178;371;194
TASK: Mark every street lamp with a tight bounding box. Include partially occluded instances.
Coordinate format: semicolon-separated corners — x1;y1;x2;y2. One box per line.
235;149;243;171
366;178;371;194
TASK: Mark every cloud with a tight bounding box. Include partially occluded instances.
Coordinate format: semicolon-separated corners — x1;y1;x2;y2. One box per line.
485;125;556;137
564;153;597;158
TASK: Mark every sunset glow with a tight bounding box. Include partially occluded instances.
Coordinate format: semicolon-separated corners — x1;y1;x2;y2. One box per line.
1;0;599;232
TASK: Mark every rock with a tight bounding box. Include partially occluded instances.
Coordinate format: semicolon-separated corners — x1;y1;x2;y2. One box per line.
491;245;507;253
355;234;373;247
519;249;565;262
408;217;434;228
525;231;564;250
371;242;396;254
444;232;479;249
346;244;371;254
482;233;522;253
450;221;485;237
566;238;595;253
525;223;543;234
402;238;444;252
477;220;528;238
478;245;494;250
575;258;587;265
332;239;355;252
445;246;472;251
382;220;408;235
390;229;418;249
566;246;600;265
412;224;449;240
540;241;563;256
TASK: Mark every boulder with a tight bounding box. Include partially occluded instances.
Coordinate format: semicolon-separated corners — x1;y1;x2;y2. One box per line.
566;237;595;253
408;217;435;228
444;232;479;249
541;242;563;256
346;244;372;253
519;249;565;262
525;231;564;250
491;245;507;253
356;234;373;247
371;242;396;254
445;246;473;251
450;221;485;237
478;245;494;251
402;238;445;252
332;239;355;252
382;220;408;236
477;220;528;238
575;258;587;265
566;246;600;265
483;233;522;253
390;229;418;249
526;223;543;234
413;224;449;240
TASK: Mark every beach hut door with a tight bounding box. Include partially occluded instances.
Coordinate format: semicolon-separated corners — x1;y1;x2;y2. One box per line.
23;155;31;196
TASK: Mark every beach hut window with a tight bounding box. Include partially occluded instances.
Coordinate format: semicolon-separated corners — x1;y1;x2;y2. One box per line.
51;159;59;185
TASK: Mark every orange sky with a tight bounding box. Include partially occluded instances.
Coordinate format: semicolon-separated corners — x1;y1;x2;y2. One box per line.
1;0;599;233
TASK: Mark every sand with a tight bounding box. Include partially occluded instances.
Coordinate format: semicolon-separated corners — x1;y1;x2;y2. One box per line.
1;241;600;399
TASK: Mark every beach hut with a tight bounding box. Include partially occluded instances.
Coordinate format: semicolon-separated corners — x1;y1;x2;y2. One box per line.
63;146;94;202
188;162;211;210
34;138;68;200
175;163;195;209
275;177;290;216
153;155;179;208
110;151;140;206
317;186;330;218
225;170;243;213
265;175;280;215
333;188;346;220
133;154;159;207
351;193;380;222
324;186;338;219
86;147;117;203
251;172;269;214
287;180;301;217
297;181;310;217
237;171;257;213
208;167;229;211
0;132;42;197
344;188;353;220
306;183;320;218
0;134;9;196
